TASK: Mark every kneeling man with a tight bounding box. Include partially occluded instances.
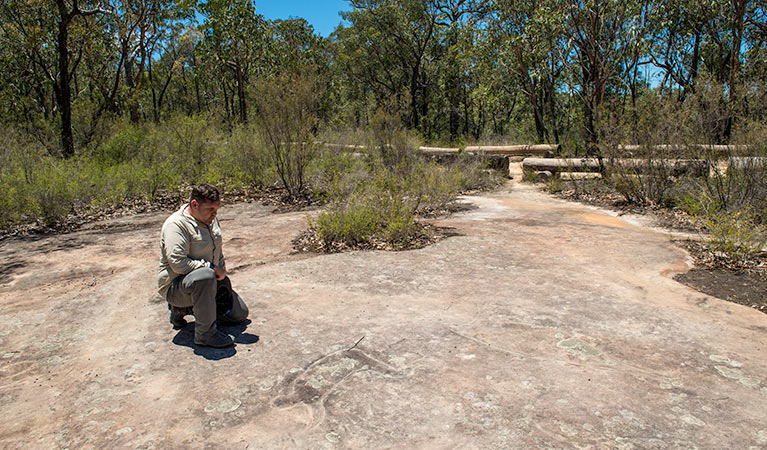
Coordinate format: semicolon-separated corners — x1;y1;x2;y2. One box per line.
158;184;248;347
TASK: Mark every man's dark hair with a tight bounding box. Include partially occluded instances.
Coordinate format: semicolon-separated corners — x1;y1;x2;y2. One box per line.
190;183;220;204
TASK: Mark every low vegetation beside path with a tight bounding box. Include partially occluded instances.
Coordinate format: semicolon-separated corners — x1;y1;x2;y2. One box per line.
523;146;766;313
0;115;504;252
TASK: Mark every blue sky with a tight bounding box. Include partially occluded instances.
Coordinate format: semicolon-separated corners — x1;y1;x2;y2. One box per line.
256;0;350;37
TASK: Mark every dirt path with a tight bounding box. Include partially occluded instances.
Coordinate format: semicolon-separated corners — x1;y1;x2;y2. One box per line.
1;183;766;448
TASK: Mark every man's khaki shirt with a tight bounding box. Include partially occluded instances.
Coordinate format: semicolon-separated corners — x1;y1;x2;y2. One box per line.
157;204;225;298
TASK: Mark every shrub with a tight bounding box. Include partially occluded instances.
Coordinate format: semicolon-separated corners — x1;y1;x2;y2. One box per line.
701;208;766;262
364;106;422;172
546;176;563;194
206;124;276;190
311;186;424;251
308;146;370;202
255;71;324;199
410;161;464;213
304;119;503;252
450;154;505;192
522;170;541;183
0;116;249;234
312;201;379;248
93;121;146;164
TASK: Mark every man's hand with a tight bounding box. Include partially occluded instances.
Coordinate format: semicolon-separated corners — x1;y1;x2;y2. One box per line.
213;265;226;280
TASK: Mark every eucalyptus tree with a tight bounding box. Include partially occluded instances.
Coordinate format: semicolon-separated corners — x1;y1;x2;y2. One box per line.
741;0;767;119
267;18;327;72
0;0;111;156
489;0;569;143
255;20;328;200
0;1;58;124
648;1;711;101
471;26;519;136
106;0;191;123
198;0;266;123
339;0;438;130
563;0;651;151
431;0;489;140
649;0;766;141
147;22;200;121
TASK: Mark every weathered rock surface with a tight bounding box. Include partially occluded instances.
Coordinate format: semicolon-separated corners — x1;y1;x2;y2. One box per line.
1;184;765;449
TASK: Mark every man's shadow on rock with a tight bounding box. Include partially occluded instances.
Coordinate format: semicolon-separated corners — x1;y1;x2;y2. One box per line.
172;319;259;360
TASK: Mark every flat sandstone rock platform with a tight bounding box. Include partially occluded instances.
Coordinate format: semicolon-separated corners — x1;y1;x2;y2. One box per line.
1;182;766;448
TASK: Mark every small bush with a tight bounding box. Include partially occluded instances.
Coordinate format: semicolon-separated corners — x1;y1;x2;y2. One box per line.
365;107;422;172
311;188;423;251
312;201;380;247
450;154;504;192
701;208;766;262
0;116;253;234
546;176;563;193
255;71;324;199
308;146;370;201
522;170;540;183
93;121;146;164
207;124;276;190
307;152;463;251
410;161;464;213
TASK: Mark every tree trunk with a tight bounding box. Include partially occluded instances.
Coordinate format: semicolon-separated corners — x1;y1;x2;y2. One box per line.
149;57;158;122
192;53;202;113
724;0;747;142
222;77;231;120
729;0;745;102
584;98;598;154
233;62;247;123
124;58;140;123
156;67;174;121
546;78;559;144
689;31;700;92
55;4;74;158
410;62;420;129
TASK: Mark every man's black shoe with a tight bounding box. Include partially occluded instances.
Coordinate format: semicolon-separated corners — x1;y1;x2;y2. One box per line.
194;330;234;348
169;305;191;330
217;317;247;326
170;315;187;330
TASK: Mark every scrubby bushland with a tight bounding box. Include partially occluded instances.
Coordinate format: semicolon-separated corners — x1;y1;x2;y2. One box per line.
0;116;279;234
301;122;504;252
0;110;502;240
544;86;767;262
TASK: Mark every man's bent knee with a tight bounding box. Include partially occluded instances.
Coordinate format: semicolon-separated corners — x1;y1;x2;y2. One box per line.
181;267;217;291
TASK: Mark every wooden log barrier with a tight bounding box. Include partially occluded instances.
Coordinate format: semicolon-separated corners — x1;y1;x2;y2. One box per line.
425;153;510;174
728;156;767;170
608;158;709;177
522;157;709;177
465;144;559;157
617;144;752;156
419;146;461;155
319;143;558;158
522;157;602;174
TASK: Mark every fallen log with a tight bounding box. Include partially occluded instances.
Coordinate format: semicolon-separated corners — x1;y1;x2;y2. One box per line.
560;172;603;180
728;156;767;170
419;146;461;154
465;144;558;156
607;158;709;177
522;158;601;174
522;157;709;177
321;143;367;150
426;153;510;174
617;144;752;155
319;143;558;158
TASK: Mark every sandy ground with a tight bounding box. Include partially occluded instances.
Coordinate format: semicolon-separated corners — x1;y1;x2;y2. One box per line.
1;180;766;449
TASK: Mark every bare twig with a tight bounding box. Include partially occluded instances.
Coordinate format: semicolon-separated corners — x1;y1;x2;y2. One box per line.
349;335;365;350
